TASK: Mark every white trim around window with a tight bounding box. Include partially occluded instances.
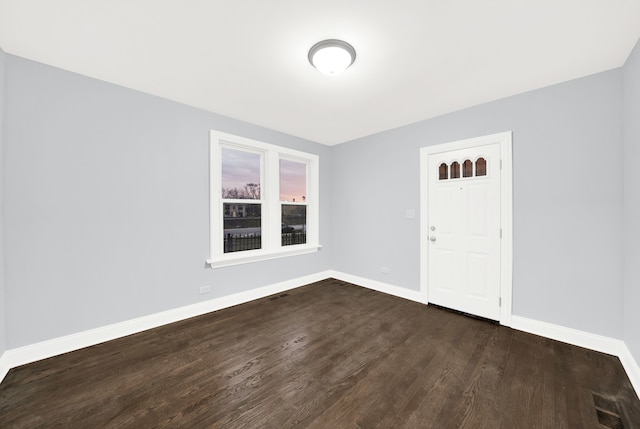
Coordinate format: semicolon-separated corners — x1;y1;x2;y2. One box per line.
207;131;320;268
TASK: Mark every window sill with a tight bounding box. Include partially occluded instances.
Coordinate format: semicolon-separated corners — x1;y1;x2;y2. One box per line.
206;244;322;269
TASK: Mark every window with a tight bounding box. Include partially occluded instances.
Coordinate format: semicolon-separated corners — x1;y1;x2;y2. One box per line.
221;147;262;253
280;159;307;247
209;131;319;267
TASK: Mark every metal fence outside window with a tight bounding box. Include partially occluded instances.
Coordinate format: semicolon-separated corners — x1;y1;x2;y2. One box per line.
224;231;306;253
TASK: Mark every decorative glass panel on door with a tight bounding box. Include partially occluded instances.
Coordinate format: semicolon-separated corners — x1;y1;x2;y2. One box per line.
463;159;473;177
439;163;448;180
451;161;461;179
476;158;487;176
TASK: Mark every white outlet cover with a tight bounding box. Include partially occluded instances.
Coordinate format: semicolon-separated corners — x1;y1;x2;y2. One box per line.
406;210;416;219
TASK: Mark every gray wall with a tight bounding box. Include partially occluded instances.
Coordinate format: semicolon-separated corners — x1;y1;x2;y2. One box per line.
331;69;624;338
0;46;6;356
2;45;638;353
623;39;640;364
3;55;332;349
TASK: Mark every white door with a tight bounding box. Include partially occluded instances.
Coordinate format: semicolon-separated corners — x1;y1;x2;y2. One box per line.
427;143;502;320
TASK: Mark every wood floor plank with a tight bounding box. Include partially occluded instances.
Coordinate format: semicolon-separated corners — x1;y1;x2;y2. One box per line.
1;278;639;428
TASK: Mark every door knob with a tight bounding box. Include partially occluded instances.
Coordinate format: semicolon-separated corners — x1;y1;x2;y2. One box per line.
429;236;436;242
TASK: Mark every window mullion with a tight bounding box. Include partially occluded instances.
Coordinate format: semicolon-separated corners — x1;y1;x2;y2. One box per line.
265;150;280;250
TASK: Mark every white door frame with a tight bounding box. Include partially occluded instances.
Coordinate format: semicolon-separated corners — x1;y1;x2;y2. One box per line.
420;131;513;326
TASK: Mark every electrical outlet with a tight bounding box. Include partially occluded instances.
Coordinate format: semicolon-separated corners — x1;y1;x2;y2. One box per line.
381;267;390;274
199;285;211;294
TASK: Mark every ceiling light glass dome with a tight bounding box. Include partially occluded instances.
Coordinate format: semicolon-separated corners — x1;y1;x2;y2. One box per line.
308;39;356;76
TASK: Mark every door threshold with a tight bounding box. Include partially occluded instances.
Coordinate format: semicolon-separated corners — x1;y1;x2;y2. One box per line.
428;303;499;325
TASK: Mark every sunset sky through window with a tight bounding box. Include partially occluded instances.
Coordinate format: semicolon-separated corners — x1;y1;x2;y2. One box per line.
221;148;306;202
280;159;306;202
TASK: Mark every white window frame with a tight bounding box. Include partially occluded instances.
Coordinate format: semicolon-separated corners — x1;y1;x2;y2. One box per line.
207;130;320;268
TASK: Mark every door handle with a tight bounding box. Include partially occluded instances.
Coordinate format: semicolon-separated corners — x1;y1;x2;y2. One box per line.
429;236;436;242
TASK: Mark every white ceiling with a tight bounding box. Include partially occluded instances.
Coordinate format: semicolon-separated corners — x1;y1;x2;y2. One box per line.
1;1;639;146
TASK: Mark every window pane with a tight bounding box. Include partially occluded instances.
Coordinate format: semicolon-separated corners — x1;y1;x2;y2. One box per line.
451;161;460;178
463;159;473;177
439;163;448;180
223;203;261;253
476;158;487;176
222;147;261;199
281;204;306;246
280;159;307;202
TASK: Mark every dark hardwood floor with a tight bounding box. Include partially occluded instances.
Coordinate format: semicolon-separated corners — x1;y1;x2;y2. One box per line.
1;278;639;428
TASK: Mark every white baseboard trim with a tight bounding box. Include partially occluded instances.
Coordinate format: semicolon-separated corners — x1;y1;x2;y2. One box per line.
328;270;426;304
2;271;639;400
0;270;332;384
511;316;626;355
511;315;640;395
619;345;640;398
0;351;10;386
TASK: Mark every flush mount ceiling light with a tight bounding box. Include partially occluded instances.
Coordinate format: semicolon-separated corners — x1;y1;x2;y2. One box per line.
308;39;356;76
